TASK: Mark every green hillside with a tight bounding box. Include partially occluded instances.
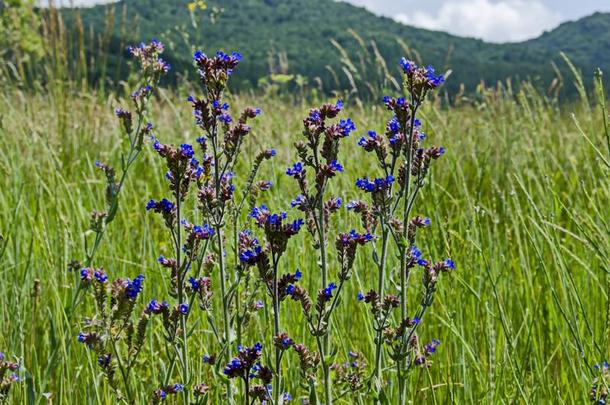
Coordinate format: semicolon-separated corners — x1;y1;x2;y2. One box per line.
68;0;610;96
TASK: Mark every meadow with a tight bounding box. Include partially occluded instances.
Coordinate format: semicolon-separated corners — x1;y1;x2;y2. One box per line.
1;7;610;404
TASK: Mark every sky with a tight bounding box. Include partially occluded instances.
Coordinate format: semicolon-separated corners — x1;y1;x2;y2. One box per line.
343;0;610;42
47;0;610;43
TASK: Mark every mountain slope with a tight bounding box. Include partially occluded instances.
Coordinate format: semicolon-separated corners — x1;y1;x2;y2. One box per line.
526;12;610;71
69;0;610;96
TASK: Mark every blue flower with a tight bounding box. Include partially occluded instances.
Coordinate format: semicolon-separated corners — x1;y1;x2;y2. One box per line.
94;270;107;283
411;246;422;258
444;258;456;270
327;196;343;210
146;298;168;314
329;160;344;173
357;291;364;301
291;194;306;208
212;100;229;110
424;338;441;355
218;113;232;124
180;144;194;158
322;282;338;298
125;274;145;299
355;176;394;193
291;219;304;232
358;130;378;148
286;162;303;177
338;118;356;137
239;246;262;263
399;57;417;74
146;198;175;213
425;65;445;87
286;285;295;295
388;117;400;133
192;223;215;239
346;200;359;210
178;303;189;315
249;204;269;221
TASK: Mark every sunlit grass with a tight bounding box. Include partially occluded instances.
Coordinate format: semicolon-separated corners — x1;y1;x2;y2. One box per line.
1;75;608;403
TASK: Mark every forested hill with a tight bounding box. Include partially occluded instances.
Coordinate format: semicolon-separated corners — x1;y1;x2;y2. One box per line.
69;0;610;96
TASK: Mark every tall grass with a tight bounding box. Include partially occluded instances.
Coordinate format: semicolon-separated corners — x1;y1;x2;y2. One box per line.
1;67;608;402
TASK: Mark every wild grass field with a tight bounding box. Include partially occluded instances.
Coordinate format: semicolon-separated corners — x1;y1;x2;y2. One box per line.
1;72;608;404
1;3;610;405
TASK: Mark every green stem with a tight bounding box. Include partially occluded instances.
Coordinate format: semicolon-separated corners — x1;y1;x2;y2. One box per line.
272;253;282;405
397;104;419;404
373;226;390;391
318;208;333;405
175;186;190;404
216;224;233;400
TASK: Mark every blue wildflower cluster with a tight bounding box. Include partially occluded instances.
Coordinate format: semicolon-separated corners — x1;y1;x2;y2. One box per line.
223;343;264;379
146;298;169;315
276;97;376;405
399;57;445;90
349;57;454;403
355;175;395;193
238;230;263;265
72;38;456;405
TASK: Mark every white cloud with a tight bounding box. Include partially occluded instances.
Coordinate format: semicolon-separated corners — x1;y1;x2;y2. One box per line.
395;0;563;42
37;0;117;7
